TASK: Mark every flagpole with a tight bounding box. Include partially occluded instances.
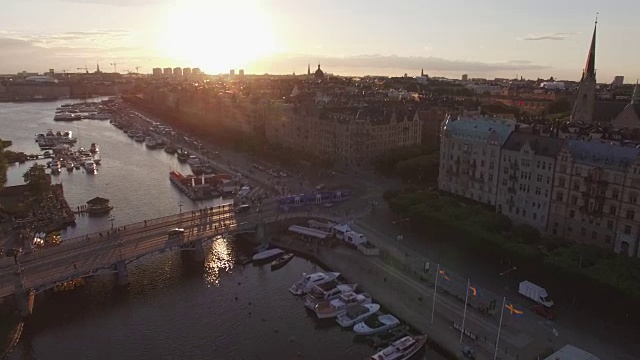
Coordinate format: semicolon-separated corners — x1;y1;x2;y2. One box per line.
494;297;506;360
460;278;470;343
431;264;439;324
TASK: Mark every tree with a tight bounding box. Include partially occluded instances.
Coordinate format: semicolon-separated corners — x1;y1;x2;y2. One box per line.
22;164;50;196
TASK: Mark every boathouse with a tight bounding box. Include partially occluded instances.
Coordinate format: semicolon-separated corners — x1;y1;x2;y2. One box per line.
86;197;113;214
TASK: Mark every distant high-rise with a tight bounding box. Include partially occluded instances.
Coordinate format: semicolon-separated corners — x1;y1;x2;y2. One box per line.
612;76;624;87
230;69;235;76
183;68;192;77
163;67;172;76
239;69;244;77
173;67;182;77
571;20;597;123
152;68;162;76
192;68;201;75
461;74;468;81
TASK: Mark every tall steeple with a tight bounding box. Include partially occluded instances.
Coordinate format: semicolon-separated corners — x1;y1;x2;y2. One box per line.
570;18;598;123
307;63;310;76
582;19;597;81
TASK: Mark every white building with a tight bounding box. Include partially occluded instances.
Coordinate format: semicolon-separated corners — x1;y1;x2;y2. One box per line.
438;116;516;205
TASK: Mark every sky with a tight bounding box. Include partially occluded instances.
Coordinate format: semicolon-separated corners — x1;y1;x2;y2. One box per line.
0;0;638;81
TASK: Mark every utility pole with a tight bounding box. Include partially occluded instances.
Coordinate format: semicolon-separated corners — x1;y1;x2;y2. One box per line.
110;61;118;73
135;66;141;74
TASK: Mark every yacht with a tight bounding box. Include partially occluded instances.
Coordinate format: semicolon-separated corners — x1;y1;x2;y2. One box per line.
177;149;189;162
145;137;157;148
53;113;76;122
50;161;61;174
336;303;380;328
86;113;111;120
127;130;138;138
289;272;340;296
368;335;427;360
314;292;372;319
164;144;177;154
134;134;145;142
84;160;96;172
303;283;358;310
74;162;82;170
65;161;74;172
90;143;99;153
353;314;400;335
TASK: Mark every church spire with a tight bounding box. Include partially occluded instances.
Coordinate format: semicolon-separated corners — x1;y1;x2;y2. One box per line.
307;63;310;76
582;16;597;80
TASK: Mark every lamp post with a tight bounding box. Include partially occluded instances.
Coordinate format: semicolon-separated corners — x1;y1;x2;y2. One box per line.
499;266;517;276
108;215;115;229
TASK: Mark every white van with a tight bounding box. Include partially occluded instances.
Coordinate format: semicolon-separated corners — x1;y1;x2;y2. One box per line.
518;281;554;307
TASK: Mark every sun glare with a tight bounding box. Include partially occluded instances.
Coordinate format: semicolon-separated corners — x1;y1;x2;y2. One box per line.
160;0;277;73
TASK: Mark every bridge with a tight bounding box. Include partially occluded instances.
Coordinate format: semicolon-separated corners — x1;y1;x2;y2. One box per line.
1;202;349;315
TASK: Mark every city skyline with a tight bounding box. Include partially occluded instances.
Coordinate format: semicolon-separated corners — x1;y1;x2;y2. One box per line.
1;0;639;81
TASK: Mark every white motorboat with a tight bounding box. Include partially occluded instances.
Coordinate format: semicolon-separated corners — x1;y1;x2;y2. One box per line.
127;130;138;138
289;272;340;296
304;283;357;310
65;161;74;172
252;248;284;262
50;161;61;174
314;292;372;319
145;137;157;148
134;134;145;142
368;335;427;360
84;160;96;172
353;314;400;335
336;303;380;328
90;143;99;153
252;243;269;254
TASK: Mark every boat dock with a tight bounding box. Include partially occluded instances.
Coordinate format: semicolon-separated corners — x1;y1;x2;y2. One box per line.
169;171;227;201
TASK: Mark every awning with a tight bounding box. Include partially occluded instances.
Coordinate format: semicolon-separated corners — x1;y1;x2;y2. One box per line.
288;225;329;239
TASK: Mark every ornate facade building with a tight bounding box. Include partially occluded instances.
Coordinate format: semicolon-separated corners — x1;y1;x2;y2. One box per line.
438;116;516;206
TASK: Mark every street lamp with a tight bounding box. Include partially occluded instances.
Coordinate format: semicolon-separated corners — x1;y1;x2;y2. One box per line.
108;215;115;229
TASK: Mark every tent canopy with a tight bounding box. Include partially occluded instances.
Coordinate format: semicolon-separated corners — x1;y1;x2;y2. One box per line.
288;225;329;239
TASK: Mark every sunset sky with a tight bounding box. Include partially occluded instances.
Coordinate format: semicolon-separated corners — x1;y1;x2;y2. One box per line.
1;0;638;81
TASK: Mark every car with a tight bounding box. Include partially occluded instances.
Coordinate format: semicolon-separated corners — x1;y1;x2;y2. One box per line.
532;304;555;320
234;204;251;214
168;228;185;237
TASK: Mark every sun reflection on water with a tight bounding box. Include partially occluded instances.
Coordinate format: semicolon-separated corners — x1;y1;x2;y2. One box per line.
204;236;234;287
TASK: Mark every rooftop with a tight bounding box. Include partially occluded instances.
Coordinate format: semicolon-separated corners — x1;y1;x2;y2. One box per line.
565;140;640;170
442;116;516;144
502;132;565;158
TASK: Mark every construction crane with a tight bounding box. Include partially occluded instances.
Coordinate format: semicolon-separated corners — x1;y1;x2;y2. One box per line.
110;61;118;73
60;69;69;74
77;66;89;74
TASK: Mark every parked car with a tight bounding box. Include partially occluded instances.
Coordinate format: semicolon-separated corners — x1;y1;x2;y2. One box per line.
532;304;556;320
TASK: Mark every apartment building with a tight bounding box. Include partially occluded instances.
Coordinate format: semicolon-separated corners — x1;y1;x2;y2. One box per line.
264;102;422;165
496;133;565;230
549;140;640;256
438;116;516;205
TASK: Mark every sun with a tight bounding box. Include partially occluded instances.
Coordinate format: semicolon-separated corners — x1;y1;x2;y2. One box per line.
159;0;277;73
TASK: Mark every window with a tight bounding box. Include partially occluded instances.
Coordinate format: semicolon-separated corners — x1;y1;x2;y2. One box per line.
630;193;638;204
537;174;543;182
605;235;612;244
624;225;631;235
560;165;567;173
537;161;541;168
559;177;566;187
607;220;614;230
489;162;495;170
613;189;619;200
571;196;578;205
556;192;564;202
535;187;541;195
576;167;582;176
581;228;586;236
481;160;485;167
502;179;508;186
570;210;575;218
610;205;617;215
627;209;635;220
533;213;537;220
488;174;494;182
572;181;580;191
592;231;597;240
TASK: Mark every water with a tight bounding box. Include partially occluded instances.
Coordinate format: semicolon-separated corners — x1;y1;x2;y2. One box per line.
1;101;373;359
1;99;226;238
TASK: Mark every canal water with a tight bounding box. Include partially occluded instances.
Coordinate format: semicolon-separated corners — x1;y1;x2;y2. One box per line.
1;101;373;359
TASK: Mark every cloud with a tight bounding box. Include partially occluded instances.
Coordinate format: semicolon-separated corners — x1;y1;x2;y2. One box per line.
519;32;577;41
255;53;549;75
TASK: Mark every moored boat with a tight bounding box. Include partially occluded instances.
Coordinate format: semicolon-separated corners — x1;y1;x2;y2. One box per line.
353;314;400;335
90;143;99;153
84;160;96;172
336;303;380;328
134;134;145;142
177;149;189;162
289;272;340;295
368;335;427;360
270;253;294;271
304;283;358;310
164;144;177;154
315;293;371;319
252;248;284;262
65;161;74;172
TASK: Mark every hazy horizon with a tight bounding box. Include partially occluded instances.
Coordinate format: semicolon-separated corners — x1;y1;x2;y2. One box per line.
1;0;639;82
